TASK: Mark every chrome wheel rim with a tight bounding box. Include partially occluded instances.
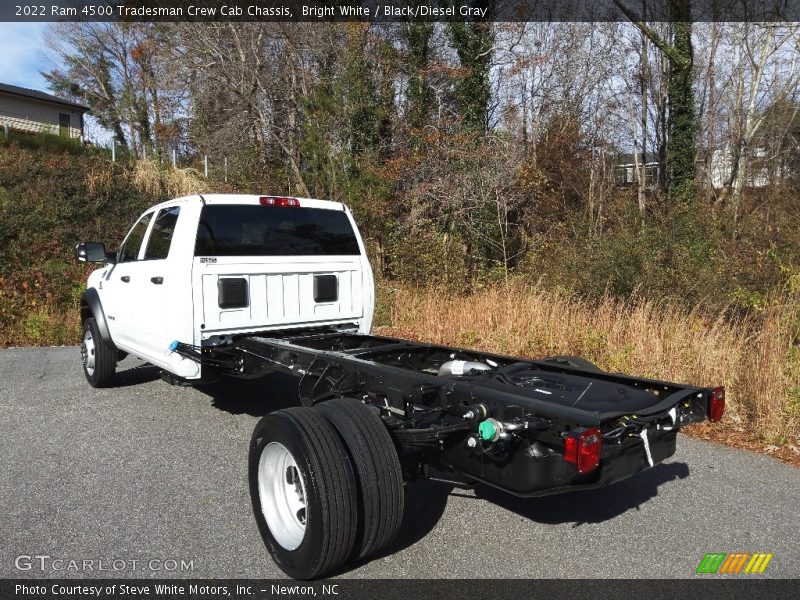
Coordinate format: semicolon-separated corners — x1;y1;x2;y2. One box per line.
258;442;307;550
81;328;96;376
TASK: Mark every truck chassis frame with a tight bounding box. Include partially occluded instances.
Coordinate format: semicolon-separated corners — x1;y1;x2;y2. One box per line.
177;326;716;498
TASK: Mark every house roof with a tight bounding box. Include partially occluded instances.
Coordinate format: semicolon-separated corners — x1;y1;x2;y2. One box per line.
615;152;659;166
0;82;89;111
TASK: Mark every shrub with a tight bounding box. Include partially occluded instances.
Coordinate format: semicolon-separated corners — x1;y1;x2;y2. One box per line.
0;144;231;345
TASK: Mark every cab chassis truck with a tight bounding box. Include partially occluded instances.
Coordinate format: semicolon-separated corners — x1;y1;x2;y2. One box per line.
75;194;725;579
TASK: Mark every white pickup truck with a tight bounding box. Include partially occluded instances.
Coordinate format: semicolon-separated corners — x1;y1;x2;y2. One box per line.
76;194;374;386
76;194;724;579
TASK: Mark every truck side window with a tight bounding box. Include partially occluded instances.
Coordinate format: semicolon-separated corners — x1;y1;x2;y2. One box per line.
144;206;181;260
119;213;153;263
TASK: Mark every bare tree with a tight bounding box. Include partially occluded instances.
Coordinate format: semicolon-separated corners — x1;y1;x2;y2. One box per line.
719;23;800;235
174;22;314;194
45;23;183;155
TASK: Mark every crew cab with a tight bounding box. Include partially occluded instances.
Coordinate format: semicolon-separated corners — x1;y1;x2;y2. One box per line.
76;194;373;384
75;194;725;579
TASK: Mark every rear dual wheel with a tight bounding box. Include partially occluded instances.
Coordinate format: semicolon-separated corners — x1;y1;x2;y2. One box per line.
248;400;404;579
314;398;404;560
249;407;357;579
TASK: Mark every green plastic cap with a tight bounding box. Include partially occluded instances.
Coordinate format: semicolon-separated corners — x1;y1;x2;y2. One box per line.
478;420;496;442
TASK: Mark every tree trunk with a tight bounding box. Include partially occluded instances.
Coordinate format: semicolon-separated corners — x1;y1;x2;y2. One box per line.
665;16;696;205
638;31;649;222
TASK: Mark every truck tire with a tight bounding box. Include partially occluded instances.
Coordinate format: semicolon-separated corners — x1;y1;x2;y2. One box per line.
249;407;358;579
545;355;603;373
314;398;404;561
81;317;116;388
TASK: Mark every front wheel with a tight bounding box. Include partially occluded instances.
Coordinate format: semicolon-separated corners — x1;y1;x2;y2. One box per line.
249;407;358;579
81;317;117;388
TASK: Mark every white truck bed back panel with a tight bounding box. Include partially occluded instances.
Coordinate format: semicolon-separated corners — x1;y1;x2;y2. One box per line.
196;258;363;334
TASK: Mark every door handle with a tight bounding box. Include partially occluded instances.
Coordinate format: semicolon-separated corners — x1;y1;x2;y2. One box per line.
120;276;130;283
151;276;164;285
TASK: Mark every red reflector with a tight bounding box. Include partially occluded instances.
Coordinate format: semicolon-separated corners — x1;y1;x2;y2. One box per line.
708;387;725;423
259;196;299;207
563;434;577;464
562;427;602;474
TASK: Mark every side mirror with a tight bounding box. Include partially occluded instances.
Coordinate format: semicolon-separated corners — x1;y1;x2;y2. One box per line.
75;242;115;264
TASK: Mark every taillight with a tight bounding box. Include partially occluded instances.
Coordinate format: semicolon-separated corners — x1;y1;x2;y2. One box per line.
708;387;725;422
562;427;602;474
259;196;299;207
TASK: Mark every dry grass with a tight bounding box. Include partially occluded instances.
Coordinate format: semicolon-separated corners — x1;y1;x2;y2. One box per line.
377;282;800;454
132;158;210;198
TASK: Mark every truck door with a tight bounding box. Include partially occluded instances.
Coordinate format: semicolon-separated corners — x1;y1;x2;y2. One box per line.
102;211;153;352
128;205;182;361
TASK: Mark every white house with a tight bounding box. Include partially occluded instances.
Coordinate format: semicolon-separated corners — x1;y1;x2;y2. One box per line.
709;145;775;189
0;82;88;140
614;153;661;189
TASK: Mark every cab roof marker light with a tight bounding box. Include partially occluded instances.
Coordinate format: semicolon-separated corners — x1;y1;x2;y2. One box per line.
259;196;300;207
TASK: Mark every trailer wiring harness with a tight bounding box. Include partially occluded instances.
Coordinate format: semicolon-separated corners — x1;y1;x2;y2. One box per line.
601;406;680;442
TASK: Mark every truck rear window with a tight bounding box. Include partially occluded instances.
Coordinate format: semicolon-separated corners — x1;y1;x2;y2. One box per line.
195;205;361;257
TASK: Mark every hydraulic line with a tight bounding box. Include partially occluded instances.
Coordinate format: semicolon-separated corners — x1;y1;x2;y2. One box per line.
392;422;473;447
167;341;240;369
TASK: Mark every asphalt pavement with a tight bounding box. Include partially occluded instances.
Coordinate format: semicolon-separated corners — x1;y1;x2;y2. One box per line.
1;347;798;579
